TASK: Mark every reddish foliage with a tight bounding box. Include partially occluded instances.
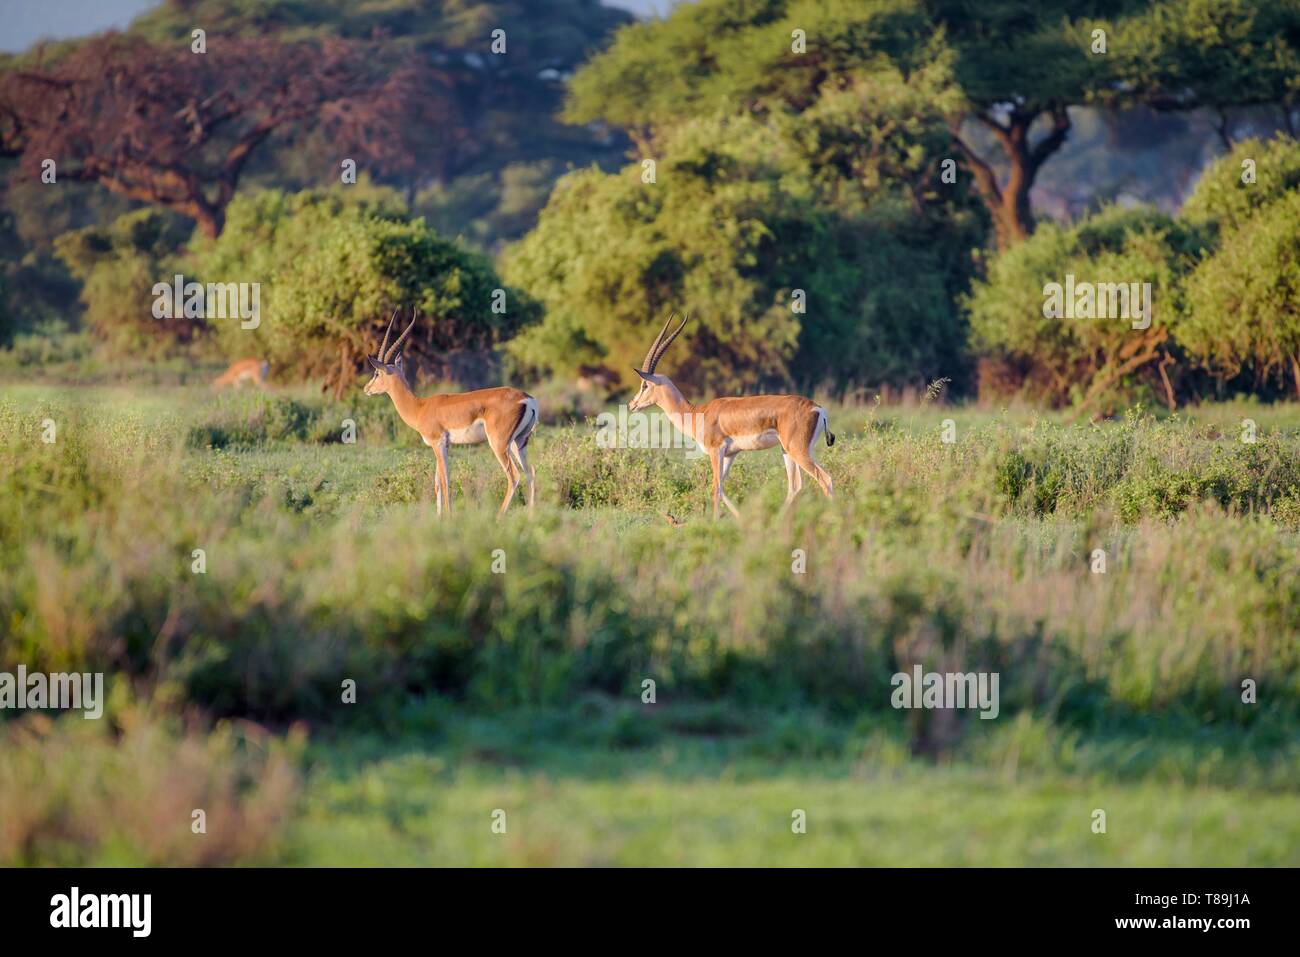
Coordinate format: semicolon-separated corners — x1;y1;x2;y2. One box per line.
0;33;432;236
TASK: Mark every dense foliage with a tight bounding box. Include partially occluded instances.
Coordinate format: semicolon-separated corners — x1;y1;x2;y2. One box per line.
53;208;194;356
567;0;1300;248
1181;136;1300;235
186;187;540;394
967;206;1206;409
1181;190;1300;395
507;79;982;395
970;136;1300;406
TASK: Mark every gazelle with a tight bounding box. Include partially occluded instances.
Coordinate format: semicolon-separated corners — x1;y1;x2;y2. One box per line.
212;358;269;389
364;308;538;516
628;314;834;519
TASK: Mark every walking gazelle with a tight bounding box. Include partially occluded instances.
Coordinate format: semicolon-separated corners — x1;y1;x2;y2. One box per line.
364;308;538;516
627;313;834;519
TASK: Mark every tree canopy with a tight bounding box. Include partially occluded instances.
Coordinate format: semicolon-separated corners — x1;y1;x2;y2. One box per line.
504;105;980;396
0;33;390;237
566;0;1300;249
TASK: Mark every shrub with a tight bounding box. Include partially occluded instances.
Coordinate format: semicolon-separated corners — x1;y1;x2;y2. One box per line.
5;396;1300;726
966;205;1206;409
184;186;541;395
1181;135;1300;237
503;109;976;397
0;707;298;866
52;208;193;356
1179;190;1300;397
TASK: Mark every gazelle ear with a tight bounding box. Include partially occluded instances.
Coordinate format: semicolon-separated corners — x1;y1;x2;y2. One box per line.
367;356;383;371
393;353;405;369
632;368;653;382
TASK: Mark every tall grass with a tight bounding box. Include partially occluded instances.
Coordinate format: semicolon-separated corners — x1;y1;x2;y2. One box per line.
3;389;1297;725
0;704;298;866
3;385;1300;864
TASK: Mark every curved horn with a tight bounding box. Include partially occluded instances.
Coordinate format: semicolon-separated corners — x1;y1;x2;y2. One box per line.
384;307;419;363
377;306;400;360
640;312;677;372
648;312;688;373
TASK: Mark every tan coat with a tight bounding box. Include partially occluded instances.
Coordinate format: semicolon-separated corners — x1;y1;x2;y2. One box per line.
212;358;269;388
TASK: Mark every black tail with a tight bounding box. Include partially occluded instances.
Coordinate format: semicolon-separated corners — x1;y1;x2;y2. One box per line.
822;410;835;446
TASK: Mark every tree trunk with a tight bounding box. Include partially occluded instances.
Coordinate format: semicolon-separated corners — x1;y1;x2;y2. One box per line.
949;105;1071;252
192;206;224;239
993;176;1033;249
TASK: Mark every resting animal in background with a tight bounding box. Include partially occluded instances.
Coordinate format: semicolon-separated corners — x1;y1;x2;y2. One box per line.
364;308;538;517
212;358;270;389
627;313;834;519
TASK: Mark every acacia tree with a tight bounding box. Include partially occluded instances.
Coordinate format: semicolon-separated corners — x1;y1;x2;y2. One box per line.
1118;0;1300;146
123;0;637;203
0;34;393;237
566;0;1300;250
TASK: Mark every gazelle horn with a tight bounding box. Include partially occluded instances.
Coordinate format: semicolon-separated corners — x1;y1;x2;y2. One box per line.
640;312;678;372
377;307;400;360
648;312;688;373
384;307;419;363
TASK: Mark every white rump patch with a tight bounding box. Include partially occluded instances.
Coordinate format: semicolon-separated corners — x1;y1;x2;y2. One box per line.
809;408;827;456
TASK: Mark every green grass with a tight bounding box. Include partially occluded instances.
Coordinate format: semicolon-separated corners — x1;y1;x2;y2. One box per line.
295;755;1299;866
288;706;1300;866
2;381;1300;865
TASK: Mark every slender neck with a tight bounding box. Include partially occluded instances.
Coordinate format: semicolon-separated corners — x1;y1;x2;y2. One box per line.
385;376;427;431
655;380;698;439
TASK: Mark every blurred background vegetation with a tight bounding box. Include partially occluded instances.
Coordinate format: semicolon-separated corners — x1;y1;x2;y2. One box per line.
3;0;1300;408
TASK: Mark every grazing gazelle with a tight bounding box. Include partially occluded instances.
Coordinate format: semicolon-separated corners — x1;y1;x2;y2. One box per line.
627;313;834;519
212;357;270;389
364;308;538;516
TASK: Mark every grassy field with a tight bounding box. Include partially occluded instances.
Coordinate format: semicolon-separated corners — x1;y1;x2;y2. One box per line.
2;381;1299;865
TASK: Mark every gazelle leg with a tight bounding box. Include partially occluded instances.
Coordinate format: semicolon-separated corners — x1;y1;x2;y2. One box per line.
782;451;802;505
719;451;741;519
797;458;833;498
790;445;832;499
490;438;520;516
434;436;453;516
720;451;736;483
709;448;723;520
435;458;444;516
510;439;536;509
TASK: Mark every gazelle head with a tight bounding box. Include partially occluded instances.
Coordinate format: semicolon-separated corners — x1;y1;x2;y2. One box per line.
628;312;689;412
364;307;419;396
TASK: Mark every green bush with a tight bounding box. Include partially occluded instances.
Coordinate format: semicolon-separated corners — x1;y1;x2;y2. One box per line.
503;109;977;397
1180;190;1300;397
967;205;1206;408
0;706;297;866
52;208;193;356
184;186;541;395
4;394;1300;727
1181;136;1300;236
